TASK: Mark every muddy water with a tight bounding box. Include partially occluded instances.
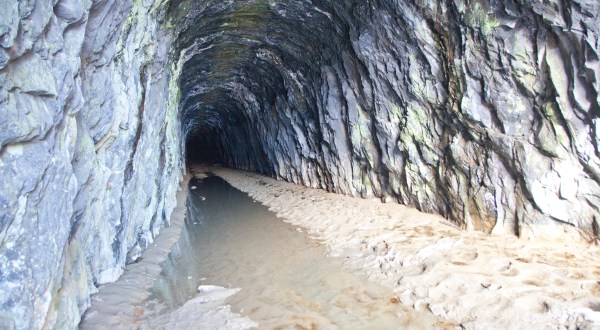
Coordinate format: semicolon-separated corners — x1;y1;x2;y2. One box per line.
146;175;432;329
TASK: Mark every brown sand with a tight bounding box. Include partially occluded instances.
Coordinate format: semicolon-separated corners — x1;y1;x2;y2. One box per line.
80;173;257;330
212;166;600;329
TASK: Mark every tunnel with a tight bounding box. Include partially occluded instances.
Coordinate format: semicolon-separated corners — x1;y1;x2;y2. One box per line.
176;0;349;178
1;0;599;328
172;0;600;236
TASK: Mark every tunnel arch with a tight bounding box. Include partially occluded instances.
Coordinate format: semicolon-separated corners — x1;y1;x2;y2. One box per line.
169;0;600;239
2;1;599;327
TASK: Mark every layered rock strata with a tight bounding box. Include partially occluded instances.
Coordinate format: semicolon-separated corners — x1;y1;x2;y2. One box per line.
178;0;600;240
0;0;182;328
1;0;599;328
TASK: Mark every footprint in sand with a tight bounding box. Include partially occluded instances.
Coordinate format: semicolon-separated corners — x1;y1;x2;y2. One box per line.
581;281;600;295
440;230;459;238
568;271;586;280
515;257;531;263
502;268;519;277
522;279;546;287
398;264;428;277
448;249;479;266
414;226;434;236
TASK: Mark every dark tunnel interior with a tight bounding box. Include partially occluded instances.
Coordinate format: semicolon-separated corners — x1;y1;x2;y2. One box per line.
174;0;353;174
171;0;600;236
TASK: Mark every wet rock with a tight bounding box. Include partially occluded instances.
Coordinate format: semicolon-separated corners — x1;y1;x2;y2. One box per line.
177;0;600;241
0;0;182;329
1;0;599;328
53;0;85;23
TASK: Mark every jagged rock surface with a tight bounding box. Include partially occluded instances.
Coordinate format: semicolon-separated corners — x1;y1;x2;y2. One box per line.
0;0;182;329
1;0;599;328
178;0;600;241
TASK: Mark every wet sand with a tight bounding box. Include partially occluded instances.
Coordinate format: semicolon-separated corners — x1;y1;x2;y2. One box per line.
79;173;256;330
212;166;600;329
146;175;436;329
80;165;600;329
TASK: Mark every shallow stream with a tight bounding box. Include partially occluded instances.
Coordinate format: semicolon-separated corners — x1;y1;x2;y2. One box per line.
145;175;428;329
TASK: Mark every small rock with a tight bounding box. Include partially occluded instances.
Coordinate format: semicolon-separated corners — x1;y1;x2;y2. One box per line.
481;283;502;291
373;241;389;256
191;186;197;190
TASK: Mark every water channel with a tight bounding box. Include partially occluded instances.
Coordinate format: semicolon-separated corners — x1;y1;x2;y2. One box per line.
144;174;429;329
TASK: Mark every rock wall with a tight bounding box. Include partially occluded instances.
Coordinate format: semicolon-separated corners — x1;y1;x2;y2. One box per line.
180;0;600;241
0;0;599;327
0;0;182;328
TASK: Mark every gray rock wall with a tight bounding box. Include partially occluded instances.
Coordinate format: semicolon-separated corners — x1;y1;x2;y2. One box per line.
0;0;182;328
179;0;599;241
1;0;599;328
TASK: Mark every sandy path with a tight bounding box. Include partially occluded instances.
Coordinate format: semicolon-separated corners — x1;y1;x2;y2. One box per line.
212;166;600;329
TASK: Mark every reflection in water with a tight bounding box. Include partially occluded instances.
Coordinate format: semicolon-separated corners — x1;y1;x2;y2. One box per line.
147;175;429;329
